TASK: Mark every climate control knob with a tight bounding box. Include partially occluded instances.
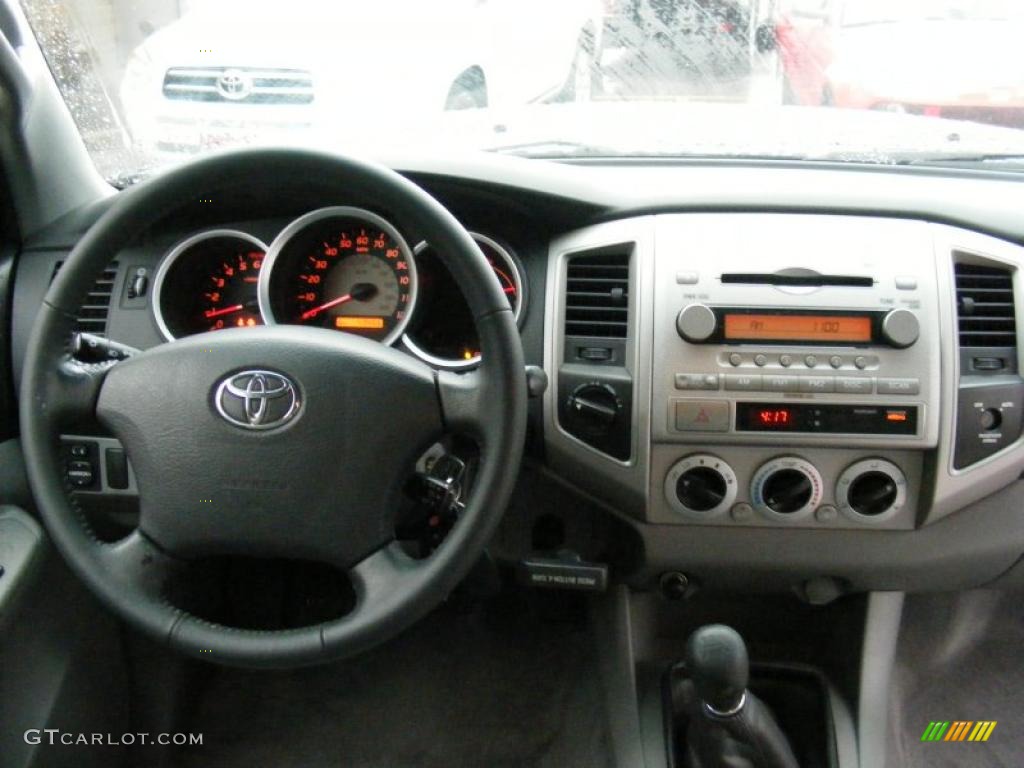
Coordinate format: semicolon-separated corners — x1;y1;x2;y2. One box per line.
665;455;737;518
750;457;823;520
836;458;907;522
677;304;717;343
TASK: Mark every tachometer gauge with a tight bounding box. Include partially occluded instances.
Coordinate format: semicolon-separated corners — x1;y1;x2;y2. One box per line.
153;230;267;340
259;207;417;345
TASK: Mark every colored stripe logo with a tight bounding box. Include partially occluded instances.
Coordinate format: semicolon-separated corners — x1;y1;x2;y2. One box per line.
921;721;997;742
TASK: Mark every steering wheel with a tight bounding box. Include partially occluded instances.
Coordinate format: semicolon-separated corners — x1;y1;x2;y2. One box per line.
20;149;527;667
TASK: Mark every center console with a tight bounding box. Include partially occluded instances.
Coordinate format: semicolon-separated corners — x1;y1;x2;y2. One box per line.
545;213;1024;559
648;216;939;530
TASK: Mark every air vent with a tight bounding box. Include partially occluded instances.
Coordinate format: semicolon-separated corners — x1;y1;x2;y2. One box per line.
955;262;1017;348
50;261;119;337
564;251;631;339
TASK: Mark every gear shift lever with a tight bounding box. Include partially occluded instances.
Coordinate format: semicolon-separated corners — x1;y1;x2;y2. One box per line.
687;625;749;716
680;625;800;768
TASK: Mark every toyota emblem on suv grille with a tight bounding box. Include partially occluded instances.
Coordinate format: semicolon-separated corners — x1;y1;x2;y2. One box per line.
215;370;300;430
215;69;252;101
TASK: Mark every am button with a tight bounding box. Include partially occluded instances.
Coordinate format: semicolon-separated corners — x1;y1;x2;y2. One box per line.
674;400;730;432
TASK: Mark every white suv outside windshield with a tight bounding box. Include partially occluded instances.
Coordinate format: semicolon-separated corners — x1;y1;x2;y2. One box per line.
18;0;1024;183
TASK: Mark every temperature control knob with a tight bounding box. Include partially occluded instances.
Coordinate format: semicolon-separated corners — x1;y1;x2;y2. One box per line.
881;309;919;348
836;458;907;522
665;455;738;518
750;457;823;520
677;304;718;343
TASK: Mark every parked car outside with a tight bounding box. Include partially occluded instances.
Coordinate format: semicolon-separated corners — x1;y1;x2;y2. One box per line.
120;0;604;156
775;0;1024;128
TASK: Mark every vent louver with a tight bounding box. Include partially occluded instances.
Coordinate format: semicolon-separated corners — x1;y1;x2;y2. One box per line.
955;262;1017;348
50;261;119;337
564;251;631;339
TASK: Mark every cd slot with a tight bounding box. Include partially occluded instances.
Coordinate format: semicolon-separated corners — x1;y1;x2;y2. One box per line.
721;273;874;287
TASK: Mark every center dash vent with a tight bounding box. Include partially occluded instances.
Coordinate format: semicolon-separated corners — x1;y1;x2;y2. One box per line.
954;262;1017;348
564;250;631;339
50;261;119;337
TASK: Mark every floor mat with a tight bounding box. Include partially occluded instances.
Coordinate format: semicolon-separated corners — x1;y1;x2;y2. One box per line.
176;598;613;768
887;590;1024;768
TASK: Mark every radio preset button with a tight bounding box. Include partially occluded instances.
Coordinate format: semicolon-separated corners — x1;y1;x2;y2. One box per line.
725;374;763;392
829;355;843;369
764;375;800;393
675;373;719;391
836;377;874;395
754;354;768;367
729;353;743;367
674;400;730;432
877;378;920;395
854;356;868;370
804;355;818;368
779;354;793;368
799;376;835;394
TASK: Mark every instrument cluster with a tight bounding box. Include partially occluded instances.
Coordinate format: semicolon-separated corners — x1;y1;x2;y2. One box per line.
152;206;525;367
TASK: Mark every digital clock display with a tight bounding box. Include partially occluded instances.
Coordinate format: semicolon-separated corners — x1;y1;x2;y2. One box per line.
755;408;795;428
723;313;872;343
736;403;918;435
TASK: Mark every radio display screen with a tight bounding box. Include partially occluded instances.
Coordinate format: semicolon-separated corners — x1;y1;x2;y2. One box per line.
723;313;872;343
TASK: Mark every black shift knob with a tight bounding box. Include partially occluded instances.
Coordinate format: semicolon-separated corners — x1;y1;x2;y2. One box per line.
685;624;749;714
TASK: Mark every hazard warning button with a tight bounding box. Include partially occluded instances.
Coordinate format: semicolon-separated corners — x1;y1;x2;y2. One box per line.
674;400;730;432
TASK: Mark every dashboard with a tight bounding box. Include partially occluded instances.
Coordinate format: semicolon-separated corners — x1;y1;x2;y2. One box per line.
9;156;1024;595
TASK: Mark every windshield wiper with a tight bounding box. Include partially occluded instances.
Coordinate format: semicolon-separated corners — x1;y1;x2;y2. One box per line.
487;139;619;159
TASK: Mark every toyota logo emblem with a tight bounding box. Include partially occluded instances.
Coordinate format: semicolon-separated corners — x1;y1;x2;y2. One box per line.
215;370;300;430
215;68;252;101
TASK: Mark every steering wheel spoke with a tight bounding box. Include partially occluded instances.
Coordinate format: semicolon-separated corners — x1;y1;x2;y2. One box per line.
97;529;186;600
48;356;117;422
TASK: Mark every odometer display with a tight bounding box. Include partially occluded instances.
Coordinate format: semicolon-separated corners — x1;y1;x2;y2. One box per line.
260;207;417;344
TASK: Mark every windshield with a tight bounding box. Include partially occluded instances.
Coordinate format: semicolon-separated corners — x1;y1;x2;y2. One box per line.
19;0;1024;183
841;0;1021;26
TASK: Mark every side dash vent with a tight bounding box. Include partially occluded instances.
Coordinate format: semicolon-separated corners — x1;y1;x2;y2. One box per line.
50;261;119;337
564;250;631;339
955;262;1017;348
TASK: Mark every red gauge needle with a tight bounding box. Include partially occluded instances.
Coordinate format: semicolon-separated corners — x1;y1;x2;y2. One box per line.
204;304;244;319
300;283;378;321
301;293;353;320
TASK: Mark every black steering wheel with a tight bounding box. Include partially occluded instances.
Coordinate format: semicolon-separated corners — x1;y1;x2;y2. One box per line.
20;149;527;667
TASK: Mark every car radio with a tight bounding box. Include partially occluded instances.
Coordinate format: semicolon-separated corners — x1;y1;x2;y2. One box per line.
650;217;941;450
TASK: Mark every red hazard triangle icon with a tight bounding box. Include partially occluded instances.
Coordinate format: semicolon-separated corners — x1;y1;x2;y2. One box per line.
695;408;710;423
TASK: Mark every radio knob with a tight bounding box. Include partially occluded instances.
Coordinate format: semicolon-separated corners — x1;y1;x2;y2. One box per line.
677;304;717;343
881;309;919;348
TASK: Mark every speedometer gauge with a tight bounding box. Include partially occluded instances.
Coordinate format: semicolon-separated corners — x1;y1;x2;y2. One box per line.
259;207;417;345
152;230;267;340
